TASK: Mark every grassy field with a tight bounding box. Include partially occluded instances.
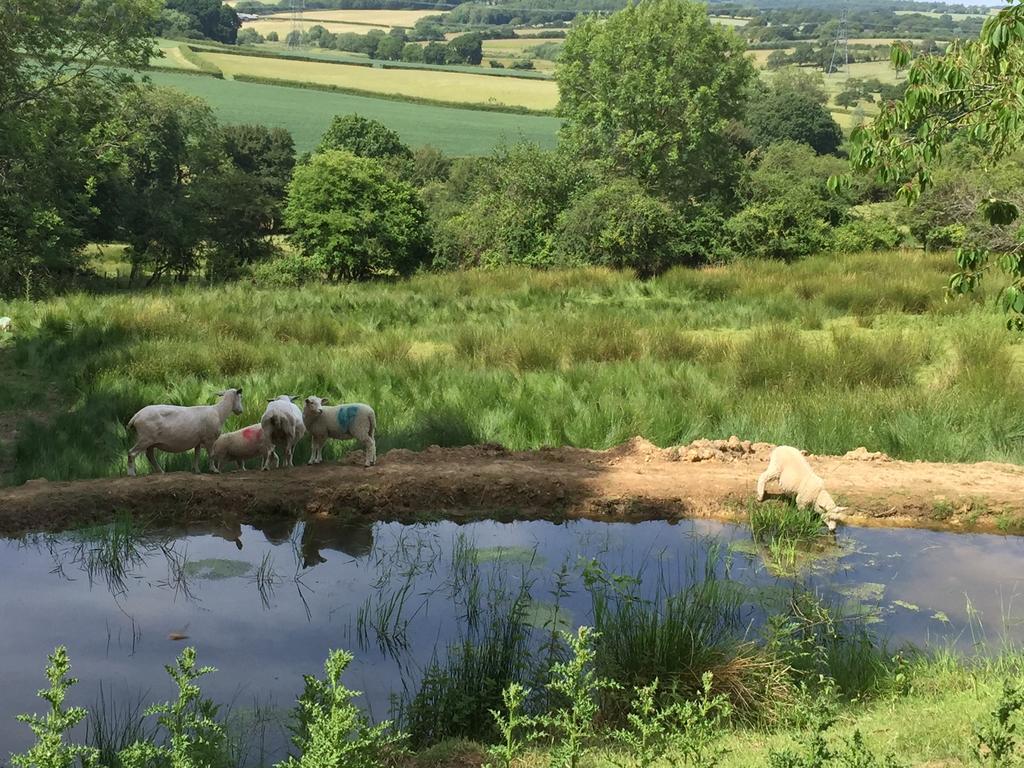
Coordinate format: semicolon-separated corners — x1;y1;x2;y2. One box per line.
141;69;561;153
197;50;560;110
3;250;1024;483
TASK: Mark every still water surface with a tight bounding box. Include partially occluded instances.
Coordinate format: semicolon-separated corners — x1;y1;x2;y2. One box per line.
1;517;1022;756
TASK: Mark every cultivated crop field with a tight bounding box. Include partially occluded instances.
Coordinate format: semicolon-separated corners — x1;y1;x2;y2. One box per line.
198;50;560;110
261;8;441;26
239;17;397;36
143;70;561;152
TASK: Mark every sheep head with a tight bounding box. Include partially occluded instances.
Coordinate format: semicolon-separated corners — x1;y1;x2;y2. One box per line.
304;395;325;416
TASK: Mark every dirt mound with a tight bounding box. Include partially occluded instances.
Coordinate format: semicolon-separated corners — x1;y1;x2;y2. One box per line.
843;446;892;462
0;437;1021;537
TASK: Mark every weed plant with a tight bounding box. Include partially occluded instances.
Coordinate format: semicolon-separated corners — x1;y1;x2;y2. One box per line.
4;252;1023;483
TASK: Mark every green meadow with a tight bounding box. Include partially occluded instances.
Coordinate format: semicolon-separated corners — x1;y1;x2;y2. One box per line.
144;70;562;154
3;250;1022;483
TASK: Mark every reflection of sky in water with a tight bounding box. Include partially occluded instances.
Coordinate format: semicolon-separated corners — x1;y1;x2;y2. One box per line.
0;518;1021;757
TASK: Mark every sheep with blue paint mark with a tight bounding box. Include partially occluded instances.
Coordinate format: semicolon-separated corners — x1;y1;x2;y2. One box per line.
302;395;376;467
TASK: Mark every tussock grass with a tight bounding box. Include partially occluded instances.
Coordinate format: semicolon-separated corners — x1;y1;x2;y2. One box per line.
4;250;1023;483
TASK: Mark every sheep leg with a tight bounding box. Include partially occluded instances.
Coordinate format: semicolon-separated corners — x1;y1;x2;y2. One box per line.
238;460;247;472
210;451;221;474
127;444;143;477
146;446;163;474
308;435;323;465
353;427;376;467
193;445;203;474
756;467;777;502
284;439;295;467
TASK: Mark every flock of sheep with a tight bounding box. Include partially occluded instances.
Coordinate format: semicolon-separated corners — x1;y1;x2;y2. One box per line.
126;388;376;477
124;389;845;531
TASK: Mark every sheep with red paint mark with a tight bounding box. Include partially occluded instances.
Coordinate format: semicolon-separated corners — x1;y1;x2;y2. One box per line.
210;424;278;472
302;396;376;467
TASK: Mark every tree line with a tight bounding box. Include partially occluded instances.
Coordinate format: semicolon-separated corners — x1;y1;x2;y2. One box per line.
4;0;1023;309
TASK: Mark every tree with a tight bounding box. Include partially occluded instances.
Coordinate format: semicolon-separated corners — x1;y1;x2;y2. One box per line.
92;88;224;283
423;41;447;65
285;150;429;280
237;27;263;44
402;42;425;63
317;114;412;161
557;0;755;204
211;124;296;274
847;3;1024;326
446;32;484;65
725;141;848;261
551;178;689;276
266;30;279;42
746;71;843;155
375;34;405;61
164;0;240;43
0;0;159;297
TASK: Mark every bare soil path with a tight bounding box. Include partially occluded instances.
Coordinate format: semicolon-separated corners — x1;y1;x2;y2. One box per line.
0;437;1021;537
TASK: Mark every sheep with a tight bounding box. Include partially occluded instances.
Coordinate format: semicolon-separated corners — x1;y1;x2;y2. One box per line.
127;388;244;476
210;424;279;473
0;317;11;333
260;395;306;469
756;445;847;531
301;395;377;467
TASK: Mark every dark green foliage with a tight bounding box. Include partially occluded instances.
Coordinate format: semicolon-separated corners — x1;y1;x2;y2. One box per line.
317;114;413;160
285;150;429;280
832;217;904;254
550;178;689;276
92;88;225;283
164;0;241;43
0;0;159;298
428;144;596;269
725;142;847;261
445;33;484;65
746;73;843;156
557;0;754;204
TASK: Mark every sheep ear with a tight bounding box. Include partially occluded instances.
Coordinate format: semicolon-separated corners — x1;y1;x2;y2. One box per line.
236;387;243;395
216;390;225;396
266;398;275;403
289;395;299;401
321;398;330;405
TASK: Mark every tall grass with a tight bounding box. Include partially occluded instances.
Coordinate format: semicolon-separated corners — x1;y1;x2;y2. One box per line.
584;553;795;724
5;250;1023;483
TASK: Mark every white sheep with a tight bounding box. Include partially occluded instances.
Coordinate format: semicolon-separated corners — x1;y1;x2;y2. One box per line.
301;395;377;467
260;395;306;469
756;445;847;531
210;424;279;473
0;317;11;333
127;388;244;476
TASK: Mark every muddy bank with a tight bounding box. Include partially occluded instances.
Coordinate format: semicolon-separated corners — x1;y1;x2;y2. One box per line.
0;437;1022;536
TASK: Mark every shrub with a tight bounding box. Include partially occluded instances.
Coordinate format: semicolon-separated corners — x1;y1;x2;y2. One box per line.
832;217;903;253
236;27;263;44
317;114;412;160
551;177;690;276
285;150;429;280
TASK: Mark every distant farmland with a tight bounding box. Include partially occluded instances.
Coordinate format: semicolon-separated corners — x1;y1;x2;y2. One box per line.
144;70;561;154
199;51;560;111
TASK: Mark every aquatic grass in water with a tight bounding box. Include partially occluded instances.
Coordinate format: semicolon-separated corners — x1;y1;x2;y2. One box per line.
6;252;1024;482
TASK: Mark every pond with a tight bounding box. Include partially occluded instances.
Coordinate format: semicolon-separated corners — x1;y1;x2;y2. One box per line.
1;516;1022;757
